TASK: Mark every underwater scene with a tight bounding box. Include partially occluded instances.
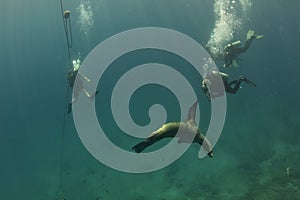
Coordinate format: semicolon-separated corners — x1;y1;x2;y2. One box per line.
1;0;300;199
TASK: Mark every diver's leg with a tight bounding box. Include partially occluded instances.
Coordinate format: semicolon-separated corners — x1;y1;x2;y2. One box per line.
67;102;72;114
68;97;78;114
70;92;78;104
226;80;242;94
225;76;256;94
223;58;233;68
239;30;262;54
71;85;80;103
236;30;256;54
242;37;255;52
68;89;79;114
236;38;254;54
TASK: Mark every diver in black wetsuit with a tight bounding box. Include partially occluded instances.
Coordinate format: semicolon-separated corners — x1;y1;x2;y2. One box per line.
66;58;98;114
223;29;263;67
201;70;256;100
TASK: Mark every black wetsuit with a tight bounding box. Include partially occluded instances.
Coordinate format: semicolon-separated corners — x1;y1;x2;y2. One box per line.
223;36;256;67
202;72;256;100
223;78;244;94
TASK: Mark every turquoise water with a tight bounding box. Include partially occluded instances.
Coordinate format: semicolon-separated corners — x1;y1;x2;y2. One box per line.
1;0;300;199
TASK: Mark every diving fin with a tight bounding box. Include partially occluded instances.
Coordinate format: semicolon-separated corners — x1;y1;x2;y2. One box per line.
246;29;255;40
255;34;264;39
246;29;263;40
241;77;257;87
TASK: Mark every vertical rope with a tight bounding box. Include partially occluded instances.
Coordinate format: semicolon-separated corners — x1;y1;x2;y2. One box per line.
59;0;73;198
60;83;70;198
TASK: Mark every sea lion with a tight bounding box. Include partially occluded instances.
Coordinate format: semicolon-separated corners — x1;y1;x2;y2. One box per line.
132;101;214;157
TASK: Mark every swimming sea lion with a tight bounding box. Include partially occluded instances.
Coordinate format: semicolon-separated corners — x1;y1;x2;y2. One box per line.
132;101;214;157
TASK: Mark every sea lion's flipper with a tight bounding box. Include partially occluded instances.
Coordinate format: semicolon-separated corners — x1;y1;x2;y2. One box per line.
186;101;198;124
132;141;148;153
132;134;160;153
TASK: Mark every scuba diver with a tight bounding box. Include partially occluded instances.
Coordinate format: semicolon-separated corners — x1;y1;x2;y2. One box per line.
222;29;263;67
201;70;256;100
67;58;98;114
